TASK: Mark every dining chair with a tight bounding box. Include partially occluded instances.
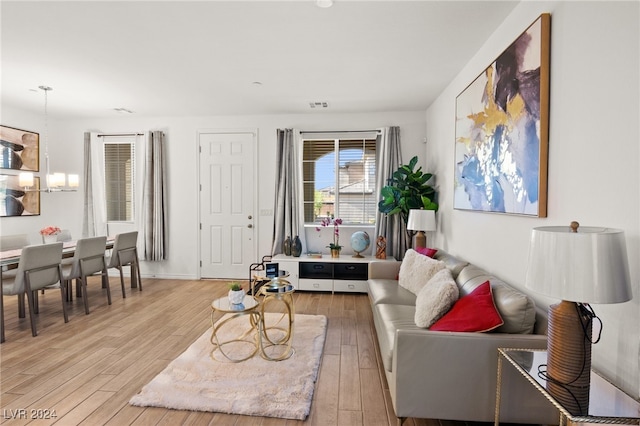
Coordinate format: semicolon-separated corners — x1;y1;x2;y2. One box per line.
0;234;30;251
1;242;67;343
56;229;72;242
106;231;142;298
61;236;109;315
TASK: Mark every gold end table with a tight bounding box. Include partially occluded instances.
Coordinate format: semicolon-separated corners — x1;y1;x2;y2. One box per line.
257;275;295;361
209;294;261;363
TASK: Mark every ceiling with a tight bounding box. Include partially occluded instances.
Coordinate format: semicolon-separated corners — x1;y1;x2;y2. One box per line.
1;0;519;120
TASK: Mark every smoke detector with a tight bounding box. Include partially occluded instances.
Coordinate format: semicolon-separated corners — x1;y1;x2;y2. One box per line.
309;101;329;109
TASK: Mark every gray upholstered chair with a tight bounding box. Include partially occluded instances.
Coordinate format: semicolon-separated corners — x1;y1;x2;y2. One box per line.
61;236;109;315
0;234;30;251
1;243;67;343
106;231;142;298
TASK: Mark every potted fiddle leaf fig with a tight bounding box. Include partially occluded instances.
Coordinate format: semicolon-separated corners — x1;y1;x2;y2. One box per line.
378;155;438;227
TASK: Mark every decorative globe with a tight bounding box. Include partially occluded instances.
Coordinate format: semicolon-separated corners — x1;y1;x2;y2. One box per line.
350;231;371;258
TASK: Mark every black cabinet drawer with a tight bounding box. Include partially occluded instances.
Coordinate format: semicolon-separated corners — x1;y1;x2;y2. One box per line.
299;262;333;279
333;263;367;280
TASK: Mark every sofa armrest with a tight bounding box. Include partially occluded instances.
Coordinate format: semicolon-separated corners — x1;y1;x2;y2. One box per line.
368;261;401;280
391;330;556;423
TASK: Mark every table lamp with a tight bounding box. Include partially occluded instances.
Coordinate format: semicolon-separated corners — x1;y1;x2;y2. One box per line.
407;209;436;249
524;221;632;416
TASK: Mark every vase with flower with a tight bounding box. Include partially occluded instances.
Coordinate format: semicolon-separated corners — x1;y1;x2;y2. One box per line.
40;226;61;244
317;217;342;258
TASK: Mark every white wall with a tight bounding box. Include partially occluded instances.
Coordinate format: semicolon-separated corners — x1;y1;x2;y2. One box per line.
0;108;426;279
426;1;639;398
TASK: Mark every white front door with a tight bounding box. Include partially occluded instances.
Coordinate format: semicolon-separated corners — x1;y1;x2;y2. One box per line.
199;130;256;279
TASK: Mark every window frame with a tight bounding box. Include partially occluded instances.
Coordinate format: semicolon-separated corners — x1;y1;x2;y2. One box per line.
301;131;379;226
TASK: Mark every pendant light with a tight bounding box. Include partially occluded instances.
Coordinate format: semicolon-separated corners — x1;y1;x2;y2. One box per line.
19;86;79;192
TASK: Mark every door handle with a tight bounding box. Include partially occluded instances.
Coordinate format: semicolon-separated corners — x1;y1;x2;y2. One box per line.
247;224;253;228
248;215;253;220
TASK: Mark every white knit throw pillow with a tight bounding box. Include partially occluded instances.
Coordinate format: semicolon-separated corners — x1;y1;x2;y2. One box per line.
398;249;446;295
414;268;459;328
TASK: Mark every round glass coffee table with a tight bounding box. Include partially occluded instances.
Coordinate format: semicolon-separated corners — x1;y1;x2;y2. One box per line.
209;294;261;362
257;276;295;361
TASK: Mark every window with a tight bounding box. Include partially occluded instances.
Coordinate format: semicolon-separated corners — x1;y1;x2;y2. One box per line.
302;134;377;225
104;142;135;221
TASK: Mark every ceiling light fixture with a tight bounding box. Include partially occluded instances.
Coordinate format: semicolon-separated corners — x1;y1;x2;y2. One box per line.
316;0;333;8
19;86;79;192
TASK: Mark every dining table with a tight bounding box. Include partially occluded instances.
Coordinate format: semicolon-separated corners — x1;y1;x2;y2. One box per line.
0;236;135;343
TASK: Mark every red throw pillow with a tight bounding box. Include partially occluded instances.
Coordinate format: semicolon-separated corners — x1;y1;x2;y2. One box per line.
430;281;503;332
415;247;438;258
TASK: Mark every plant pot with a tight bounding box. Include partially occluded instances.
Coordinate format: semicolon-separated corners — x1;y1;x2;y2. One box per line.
330;248;341;258
43;235;58;244
228;289;245;305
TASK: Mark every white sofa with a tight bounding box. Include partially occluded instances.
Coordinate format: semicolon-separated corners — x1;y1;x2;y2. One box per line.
367;249;558;424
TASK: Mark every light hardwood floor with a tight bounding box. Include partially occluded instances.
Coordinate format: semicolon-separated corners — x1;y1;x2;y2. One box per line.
0;277;474;426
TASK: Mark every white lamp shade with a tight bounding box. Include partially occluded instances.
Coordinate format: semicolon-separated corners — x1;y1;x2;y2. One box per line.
525;226;632;304
406;209;436;232
19;172;34;187
68;174;79;188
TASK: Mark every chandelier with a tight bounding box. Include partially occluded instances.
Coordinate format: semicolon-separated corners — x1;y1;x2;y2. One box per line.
19;86;79;192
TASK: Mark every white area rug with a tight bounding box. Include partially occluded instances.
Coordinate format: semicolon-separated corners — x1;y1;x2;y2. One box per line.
129;313;327;420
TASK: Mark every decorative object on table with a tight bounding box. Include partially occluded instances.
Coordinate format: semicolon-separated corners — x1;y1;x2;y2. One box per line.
130;313;328;420
375;236;387;259
14;86;79;193
283;236;292;256
0;125;39;171
40;225;61;243
406;209;436;249
0;174;40;217
454;13;550;217
291;235;302;257
316;217;342;257
524;221;632;416
228;282;245;305
350;231;370;258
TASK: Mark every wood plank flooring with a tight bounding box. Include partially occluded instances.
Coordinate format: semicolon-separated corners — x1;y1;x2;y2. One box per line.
0;277;474;426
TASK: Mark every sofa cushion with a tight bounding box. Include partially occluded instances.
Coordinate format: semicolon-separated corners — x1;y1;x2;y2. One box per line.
456;265;537;334
430;281;503;332
414;268;459;328
432;250;470;279
368;278;416;306
374;303;420;372
398;249;446;295
415;247;438;258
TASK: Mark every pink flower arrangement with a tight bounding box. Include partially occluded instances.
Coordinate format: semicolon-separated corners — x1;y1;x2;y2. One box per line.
316;217;343;250
40;226;61;236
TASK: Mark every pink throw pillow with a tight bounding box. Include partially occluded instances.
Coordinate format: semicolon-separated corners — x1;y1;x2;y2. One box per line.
415;247;438;258
430;281;503;332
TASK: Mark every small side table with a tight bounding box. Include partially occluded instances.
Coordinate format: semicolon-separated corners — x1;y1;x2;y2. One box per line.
210;295;261;362
496;348;640;426
257;276;295;361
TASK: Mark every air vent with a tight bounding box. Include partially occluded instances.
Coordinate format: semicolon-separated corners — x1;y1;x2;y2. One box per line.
309;101;329;109
113;107;134;114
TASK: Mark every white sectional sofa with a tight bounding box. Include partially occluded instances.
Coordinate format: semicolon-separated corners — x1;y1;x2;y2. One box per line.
367;249;559;424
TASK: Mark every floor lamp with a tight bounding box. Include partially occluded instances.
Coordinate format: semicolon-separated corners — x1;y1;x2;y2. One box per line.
407;209;436;249
524;221;632;416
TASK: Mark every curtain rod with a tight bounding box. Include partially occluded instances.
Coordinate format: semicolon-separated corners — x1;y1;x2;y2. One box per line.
300;130;381;134
97;133;144;137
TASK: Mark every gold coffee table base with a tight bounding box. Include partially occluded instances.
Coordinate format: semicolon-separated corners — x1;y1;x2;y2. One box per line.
258;280;295;361
209;295;261;363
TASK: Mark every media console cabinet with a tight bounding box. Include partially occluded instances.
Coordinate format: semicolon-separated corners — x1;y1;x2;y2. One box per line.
271;254;399;293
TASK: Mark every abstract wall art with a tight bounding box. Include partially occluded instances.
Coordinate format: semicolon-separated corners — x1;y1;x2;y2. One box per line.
0;174;41;217
0;125;40;172
454;13;550;217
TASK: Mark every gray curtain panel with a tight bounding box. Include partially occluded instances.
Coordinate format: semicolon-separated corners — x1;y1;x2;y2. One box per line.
271;128;302;255
142;131;168;261
374;126;407;260
82;132;96;237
